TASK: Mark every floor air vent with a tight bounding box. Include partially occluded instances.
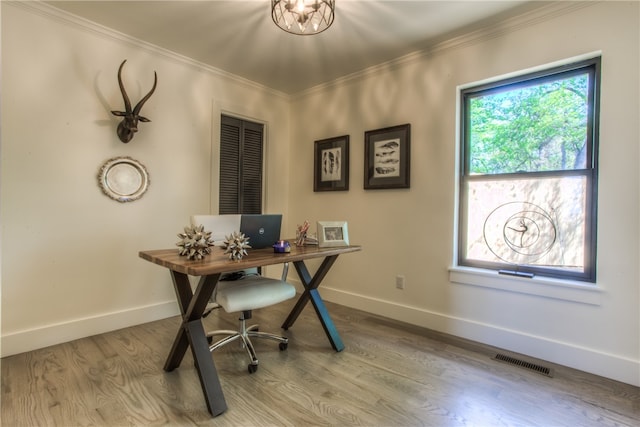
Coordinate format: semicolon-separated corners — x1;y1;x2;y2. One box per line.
492;353;554;377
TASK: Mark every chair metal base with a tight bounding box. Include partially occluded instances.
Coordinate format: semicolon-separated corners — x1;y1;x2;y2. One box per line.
207;313;288;373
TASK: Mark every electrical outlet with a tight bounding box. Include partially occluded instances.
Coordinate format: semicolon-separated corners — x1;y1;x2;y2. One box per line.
396;275;405;290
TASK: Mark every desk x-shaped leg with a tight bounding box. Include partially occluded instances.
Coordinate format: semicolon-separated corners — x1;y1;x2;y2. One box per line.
164;271;227;417
281;255;345;352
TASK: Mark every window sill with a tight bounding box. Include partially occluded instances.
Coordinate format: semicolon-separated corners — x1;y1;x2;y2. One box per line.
449;266;602;305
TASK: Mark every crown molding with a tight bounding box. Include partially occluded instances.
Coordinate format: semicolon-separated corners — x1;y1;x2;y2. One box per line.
7;0;291;101
9;0;598;102
294;1;598;99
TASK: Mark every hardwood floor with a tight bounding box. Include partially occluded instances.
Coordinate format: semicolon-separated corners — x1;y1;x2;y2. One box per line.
2;299;639;426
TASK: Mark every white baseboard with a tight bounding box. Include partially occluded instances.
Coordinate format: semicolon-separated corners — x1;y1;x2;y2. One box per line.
318;286;640;387
1;301;180;358
4;287;638;388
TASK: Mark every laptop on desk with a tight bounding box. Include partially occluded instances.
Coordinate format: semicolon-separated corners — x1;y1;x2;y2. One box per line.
239;214;282;249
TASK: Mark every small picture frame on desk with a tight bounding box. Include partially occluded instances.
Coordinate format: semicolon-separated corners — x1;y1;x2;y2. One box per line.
314;135;349;192
317;221;349;247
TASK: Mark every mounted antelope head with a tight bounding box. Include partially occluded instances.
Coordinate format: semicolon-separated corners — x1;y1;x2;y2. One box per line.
111;60;157;143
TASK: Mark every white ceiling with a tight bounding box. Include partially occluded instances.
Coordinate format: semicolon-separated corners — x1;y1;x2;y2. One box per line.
45;1;539;94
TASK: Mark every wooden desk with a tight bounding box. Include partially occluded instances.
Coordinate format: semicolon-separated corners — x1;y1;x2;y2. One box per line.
139;244;361;417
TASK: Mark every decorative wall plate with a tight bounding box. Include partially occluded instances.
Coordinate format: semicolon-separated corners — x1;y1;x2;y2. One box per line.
98;156;149;202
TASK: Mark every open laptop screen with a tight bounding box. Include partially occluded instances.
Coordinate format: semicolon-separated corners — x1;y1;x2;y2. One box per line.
239;214;282;249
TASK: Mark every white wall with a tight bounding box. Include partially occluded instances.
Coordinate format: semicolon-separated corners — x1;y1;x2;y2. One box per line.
0;2;290;355
288;2;640;386
2;1;638;388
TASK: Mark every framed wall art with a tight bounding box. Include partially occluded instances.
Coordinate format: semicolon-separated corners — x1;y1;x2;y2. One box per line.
317;221;349;247
314;135;349;192
364;124;411;189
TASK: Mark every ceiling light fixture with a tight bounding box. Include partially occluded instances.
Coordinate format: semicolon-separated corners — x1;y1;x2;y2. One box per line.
271;0;335;35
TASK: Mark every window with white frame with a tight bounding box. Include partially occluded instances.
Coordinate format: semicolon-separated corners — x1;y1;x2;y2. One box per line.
458;57;601;283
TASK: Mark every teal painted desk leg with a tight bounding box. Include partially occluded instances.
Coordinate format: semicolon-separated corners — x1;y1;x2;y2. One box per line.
282;255;345;352
164;272;227;417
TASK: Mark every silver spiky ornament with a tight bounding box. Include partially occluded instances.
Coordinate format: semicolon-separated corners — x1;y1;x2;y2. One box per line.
176;224;215;260
223;231;251;261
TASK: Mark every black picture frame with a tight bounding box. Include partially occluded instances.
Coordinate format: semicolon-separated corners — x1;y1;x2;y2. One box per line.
364;124;411;189
314;135;349;192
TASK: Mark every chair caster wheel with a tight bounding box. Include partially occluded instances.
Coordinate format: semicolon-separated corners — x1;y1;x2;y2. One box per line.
279;342;288;351
207;336;213;344
248;363;258;374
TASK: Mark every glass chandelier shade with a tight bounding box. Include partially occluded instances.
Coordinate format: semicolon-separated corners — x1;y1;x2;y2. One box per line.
271;0;335;35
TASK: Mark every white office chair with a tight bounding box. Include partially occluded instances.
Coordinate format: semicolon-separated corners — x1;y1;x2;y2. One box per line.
191;215;296;374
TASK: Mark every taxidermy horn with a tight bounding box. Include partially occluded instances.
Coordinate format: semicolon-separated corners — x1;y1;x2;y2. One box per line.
111;60;157;143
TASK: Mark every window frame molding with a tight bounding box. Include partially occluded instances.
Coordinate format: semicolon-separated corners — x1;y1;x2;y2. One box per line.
452;52;602;299
449;265;603;305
